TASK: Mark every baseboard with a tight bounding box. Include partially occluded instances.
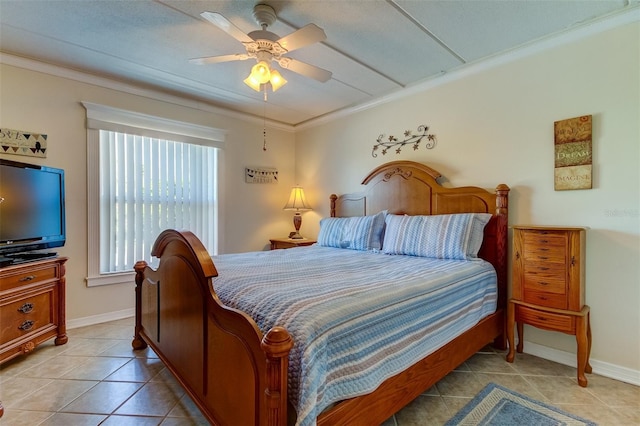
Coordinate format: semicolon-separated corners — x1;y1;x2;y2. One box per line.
67;308;135;330
523;340;640;386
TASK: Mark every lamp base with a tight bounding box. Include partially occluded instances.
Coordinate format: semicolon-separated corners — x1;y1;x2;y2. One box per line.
290;212;304;239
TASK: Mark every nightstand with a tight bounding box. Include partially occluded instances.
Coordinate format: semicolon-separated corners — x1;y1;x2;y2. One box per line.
506;225;592;386
269;238;316;250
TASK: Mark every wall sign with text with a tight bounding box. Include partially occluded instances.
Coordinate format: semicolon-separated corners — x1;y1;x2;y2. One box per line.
245;167;278;184
0;128;48;158
554;115;592;190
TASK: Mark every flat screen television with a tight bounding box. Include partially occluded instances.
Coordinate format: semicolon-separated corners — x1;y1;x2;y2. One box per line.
0;159;66;265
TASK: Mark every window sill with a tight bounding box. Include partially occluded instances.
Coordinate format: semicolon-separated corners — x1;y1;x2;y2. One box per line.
86;271;135;287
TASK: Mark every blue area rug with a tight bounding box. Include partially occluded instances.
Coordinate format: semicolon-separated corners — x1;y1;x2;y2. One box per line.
445;383;597;425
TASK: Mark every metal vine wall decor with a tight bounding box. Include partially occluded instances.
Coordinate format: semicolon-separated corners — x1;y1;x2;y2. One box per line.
372;124;436;157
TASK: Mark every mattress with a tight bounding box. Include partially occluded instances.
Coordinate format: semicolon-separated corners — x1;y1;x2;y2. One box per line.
212;245;497;426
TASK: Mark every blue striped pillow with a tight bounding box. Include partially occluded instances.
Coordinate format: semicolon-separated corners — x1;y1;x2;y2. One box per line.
317;211;386;251
382;213;492;260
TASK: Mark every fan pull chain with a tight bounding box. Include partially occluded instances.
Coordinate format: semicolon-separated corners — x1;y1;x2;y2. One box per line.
263;85;267;151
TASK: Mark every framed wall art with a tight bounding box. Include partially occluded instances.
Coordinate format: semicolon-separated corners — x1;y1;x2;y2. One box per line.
554;115;592;190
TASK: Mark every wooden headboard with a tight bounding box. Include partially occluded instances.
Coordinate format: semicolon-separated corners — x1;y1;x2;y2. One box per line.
329;160;510;309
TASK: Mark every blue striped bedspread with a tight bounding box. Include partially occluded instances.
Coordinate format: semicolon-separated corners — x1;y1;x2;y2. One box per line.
212;245;497;426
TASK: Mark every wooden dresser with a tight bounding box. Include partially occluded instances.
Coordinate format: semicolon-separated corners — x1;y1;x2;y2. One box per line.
0;257;68;364
506;226;592;386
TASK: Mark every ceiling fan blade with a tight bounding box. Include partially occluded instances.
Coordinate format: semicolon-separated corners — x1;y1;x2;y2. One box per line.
277;58;332;82
200;11;253;44
189;54;250;65
276;23;326;53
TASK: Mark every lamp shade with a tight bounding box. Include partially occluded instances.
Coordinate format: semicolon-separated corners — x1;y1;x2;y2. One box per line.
269;69;287;92
244;62;288;92
283;186;312;211
251;60;271;84
243;74;262;91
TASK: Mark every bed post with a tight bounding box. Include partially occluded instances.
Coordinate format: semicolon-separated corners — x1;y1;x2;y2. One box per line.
494;183;510;350
495;184;510;308
261;327;294;426
132;260;148;350
330;194;337;217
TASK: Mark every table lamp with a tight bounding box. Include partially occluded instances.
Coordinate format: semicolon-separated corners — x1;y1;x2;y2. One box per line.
283;186;312;239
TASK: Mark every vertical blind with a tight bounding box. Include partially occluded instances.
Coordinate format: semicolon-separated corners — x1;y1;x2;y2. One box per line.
99;130;218;273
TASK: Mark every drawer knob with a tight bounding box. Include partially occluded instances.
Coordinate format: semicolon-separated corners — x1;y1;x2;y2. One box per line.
536;316;547;321
18;320;35;331
19;275;36;282
538;256;549;260
18;302;34;314
539;281;549;286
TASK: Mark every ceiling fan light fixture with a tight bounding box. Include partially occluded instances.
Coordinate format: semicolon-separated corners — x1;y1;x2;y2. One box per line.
269;69;287;91
244;63;287;92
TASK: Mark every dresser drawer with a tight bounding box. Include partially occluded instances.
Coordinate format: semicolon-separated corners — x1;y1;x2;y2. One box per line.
523;290;567;309
523;245;566;262
522;231;567;248
0;290;54;345
523;276;566;294
0;265;58;292
516;305;575;333
522;232;566;261
523;262;566;294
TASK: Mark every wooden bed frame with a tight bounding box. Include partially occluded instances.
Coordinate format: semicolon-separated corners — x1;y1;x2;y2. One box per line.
132;160;510;425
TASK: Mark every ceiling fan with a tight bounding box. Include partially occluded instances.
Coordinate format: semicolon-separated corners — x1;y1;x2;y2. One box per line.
190;3;332;92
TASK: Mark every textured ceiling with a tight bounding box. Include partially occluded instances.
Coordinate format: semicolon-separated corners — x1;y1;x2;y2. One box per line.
0;0;637;126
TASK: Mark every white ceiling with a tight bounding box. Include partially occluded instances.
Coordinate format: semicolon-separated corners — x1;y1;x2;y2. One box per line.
0;0;637;126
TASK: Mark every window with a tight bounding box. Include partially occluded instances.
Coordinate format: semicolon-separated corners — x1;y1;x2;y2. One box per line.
83;103;226;287
99;131;218;273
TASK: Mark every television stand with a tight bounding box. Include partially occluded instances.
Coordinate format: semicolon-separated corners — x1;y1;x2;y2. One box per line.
4;252;58;264
0;256;68;364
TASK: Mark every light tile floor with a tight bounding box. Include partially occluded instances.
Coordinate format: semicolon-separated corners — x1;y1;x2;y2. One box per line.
0;317;638;425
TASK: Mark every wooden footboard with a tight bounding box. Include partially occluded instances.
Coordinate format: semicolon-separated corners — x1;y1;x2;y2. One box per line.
132;230;293;426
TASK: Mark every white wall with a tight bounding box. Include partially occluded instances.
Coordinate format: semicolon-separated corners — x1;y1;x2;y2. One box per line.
295;22;640;376
0;61;297;322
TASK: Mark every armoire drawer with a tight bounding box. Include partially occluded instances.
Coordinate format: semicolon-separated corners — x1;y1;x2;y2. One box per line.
523;269;566;294
516;305;575;333
523;290;567;310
